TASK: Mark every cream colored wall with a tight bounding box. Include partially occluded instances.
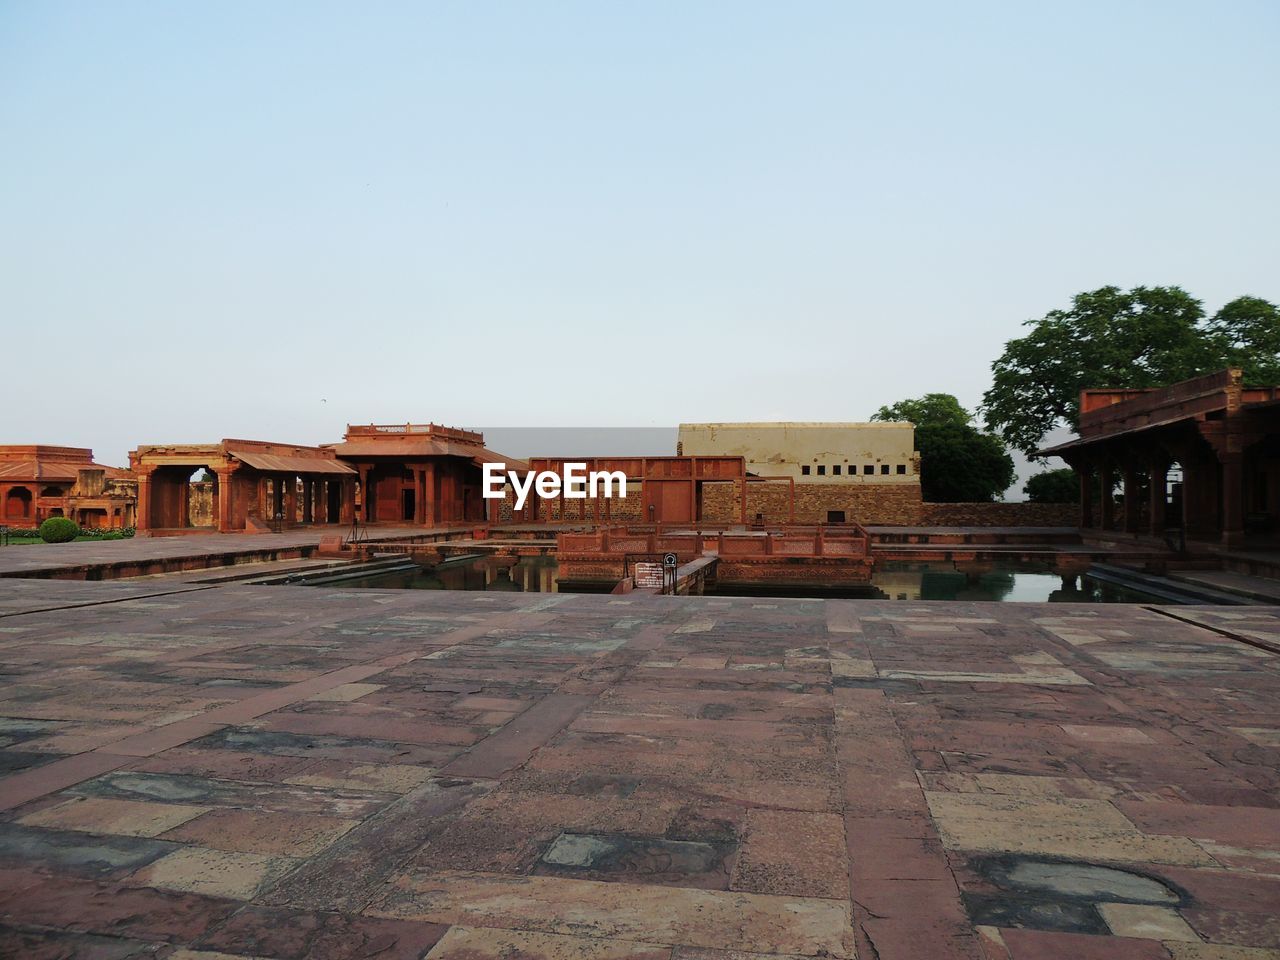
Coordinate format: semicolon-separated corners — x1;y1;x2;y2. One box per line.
677;422;920;484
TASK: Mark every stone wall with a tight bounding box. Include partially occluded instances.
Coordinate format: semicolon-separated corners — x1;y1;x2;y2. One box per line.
701;480;925;525
492;479;1079;529
702;481;1078;527
497;484;645;523
918;502;1078;527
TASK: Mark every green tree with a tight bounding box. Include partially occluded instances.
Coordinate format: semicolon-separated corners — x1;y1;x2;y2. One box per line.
983;286;1280;456
873;394;1015;502
1023;468;1077;503
1206;296;1280;384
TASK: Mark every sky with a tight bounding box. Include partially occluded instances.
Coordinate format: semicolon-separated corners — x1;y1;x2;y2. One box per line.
2;1;1278;489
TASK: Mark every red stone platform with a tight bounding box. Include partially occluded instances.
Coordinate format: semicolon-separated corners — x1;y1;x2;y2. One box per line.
0;579;1277;958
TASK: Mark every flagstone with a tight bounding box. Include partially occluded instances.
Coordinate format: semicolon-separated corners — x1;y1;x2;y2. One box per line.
20;795;210;837
131;846;296;900
366;870;855;958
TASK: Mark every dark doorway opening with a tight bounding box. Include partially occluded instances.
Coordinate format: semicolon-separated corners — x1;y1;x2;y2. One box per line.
402;489;416;522
327;482;341;524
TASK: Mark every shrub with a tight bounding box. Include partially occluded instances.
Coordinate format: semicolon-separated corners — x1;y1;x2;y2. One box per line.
1024;468;1079;503
38;517;80;543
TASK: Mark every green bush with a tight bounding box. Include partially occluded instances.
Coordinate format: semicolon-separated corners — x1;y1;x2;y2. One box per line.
38;517;80;543
1023;468;1079;503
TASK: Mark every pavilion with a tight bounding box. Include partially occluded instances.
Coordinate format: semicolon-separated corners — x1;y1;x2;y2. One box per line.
326;424;523;526
129;440;355;534
1040;369;1280;547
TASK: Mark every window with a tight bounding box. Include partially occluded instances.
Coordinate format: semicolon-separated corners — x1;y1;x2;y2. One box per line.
801;465;811;476
827;510;846;523
833;464;841;475
863;464;874;475
817;465;826;476
897;464;907;475
881;464;890;475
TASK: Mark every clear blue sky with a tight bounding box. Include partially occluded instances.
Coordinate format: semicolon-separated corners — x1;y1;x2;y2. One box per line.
2;1;1277;474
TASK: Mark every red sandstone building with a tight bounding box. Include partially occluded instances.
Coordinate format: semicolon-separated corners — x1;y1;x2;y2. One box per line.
0;446;136;530
327;424;522;525
129;440;355;534
1041;369;1280;547
510;456;750;525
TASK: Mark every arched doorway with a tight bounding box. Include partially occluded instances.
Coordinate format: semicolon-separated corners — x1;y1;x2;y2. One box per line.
4;487;32;522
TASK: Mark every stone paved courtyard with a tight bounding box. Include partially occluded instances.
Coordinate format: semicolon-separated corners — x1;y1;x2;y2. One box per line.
0;578;1278;959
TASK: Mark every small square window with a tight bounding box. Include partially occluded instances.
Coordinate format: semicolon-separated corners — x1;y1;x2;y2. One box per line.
896;464;907;475
863;464;874;475
833;465;841;476
880;464;890;475
801;465;811;476
827;510;846;523
817;465;826;476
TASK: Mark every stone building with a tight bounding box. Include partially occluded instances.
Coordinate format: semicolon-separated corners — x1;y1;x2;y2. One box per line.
326;424;521;525
678;422;923;524
129;440;355;534
0;446;136;530
679;422;920;482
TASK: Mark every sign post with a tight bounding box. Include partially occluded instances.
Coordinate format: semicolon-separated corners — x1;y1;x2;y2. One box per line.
663;552;678;594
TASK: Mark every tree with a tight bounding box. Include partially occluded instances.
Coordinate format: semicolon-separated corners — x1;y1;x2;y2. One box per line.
1206;296;1280;384
873;394;1015;502
982;286;1280;456
1023;468;1077;503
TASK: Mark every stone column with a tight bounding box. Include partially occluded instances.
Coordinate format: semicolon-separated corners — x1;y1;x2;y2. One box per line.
215;468;236;533
424;462;437;526
340;479;355;524
358;467;371;523
136;471;153;535
1098;464;1114;530
1122;464;1140;534
1147;460;1167;536
1221;454;1245;546
286;475;298;524
414;468;426;525
1077;465;1093;529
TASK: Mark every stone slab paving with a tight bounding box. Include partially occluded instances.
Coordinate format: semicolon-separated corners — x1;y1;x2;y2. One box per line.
0;527;431;578
0;582;1276;959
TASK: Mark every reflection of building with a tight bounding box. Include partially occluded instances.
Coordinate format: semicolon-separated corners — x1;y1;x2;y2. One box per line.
129;441;355;534
1041;369;1280;547
678;422;922;524
0;446;136;529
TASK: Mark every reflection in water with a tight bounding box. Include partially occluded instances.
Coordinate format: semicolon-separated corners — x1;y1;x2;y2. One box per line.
332;556;560;592
871;564;1149;603
319;556;1157;603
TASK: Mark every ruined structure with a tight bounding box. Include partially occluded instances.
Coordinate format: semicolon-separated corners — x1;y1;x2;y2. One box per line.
0;446;135;530
129;440;355;535
1041;369;1280;547
327;424;521;525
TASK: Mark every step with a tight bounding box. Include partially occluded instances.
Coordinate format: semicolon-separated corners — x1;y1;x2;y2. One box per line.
1088;563;1263;606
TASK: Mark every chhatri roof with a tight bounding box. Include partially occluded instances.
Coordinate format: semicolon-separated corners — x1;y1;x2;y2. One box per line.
329;424;527;470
